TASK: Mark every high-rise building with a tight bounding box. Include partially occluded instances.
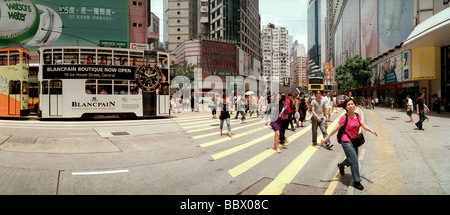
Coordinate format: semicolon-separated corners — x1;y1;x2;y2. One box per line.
262;24;290;83
209;0;262;62
290;41;307;88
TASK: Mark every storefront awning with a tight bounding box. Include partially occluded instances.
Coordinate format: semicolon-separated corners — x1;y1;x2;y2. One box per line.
403;7;450;49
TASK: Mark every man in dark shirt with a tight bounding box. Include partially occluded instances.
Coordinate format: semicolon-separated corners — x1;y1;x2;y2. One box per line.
415;92;429;130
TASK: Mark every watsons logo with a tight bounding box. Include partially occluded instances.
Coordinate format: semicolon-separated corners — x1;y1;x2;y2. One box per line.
0;0;40;47
5;1;33;21
72;101;116;108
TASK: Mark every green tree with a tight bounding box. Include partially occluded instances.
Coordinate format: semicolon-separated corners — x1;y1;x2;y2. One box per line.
335;55;372;92
171;61;196;82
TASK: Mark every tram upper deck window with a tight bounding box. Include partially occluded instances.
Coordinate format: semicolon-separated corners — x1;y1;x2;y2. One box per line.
9;50;20;65
22;51;29;65
0;51;7;65
63;49;79;64
130;52;144;66
113;50;128;66
44;53;52;64
80;49;96;64
98;49;112;65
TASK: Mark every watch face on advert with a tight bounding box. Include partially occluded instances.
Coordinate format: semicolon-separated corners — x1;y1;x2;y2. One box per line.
135;66;161;92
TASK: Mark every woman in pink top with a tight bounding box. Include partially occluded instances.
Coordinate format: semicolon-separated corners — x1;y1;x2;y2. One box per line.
321;98;377;190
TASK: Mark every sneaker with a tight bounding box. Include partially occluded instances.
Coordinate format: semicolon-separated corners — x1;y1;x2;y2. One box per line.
326;143;333;149
354;182;364;190
337;163;345;175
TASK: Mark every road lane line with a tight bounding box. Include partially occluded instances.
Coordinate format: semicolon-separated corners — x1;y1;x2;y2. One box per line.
228;124;313;178
200;126;268;147
72;169;129;176
183;117;259;130
191;120;262;137
257;111;346;195
324;107;363;195
211;132;274;160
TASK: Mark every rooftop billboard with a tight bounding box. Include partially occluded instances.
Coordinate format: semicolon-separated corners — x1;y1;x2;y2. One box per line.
0;0;129;49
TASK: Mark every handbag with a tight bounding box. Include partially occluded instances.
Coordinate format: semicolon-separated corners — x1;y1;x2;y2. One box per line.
349;132;365;148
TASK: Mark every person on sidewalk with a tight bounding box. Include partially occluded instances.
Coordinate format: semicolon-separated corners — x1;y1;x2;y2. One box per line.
321;98;378;190
415;92;430;130
406;95;414;123
219;95;232;137
311;90;333;149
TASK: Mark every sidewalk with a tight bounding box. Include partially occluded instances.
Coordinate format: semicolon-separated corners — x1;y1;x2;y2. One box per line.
356;106;449;195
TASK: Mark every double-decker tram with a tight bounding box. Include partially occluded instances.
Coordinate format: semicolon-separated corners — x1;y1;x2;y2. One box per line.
0;47;30;117
38;46;170;119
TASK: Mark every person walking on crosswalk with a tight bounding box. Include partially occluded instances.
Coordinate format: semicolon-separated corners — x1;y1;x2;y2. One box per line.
311;90;333;149
320;98;378;190
219;95;232;137
264;93;284;153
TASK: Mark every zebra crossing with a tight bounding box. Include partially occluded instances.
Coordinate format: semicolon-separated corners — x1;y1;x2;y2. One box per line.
172;108;364;195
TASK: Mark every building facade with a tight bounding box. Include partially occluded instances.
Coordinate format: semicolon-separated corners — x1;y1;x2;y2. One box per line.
209;0;262;62
262;24;290;84
331;0;450;110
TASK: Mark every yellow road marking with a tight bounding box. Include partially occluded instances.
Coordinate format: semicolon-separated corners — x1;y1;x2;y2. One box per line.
182;117;259;130
191;120;262;137
200;126;268;147
211;132;274;160
257;110;346;195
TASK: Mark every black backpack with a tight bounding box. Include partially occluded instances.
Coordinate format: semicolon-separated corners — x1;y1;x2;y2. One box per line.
337;113;360;144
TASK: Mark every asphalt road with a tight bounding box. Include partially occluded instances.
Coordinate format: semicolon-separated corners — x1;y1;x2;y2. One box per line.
0;106;448;195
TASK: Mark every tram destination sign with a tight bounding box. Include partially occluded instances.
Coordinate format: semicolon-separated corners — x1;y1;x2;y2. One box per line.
43;65;136;80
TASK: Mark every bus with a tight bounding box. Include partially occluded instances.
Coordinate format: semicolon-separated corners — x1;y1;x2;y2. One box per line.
0;47;30;117
38;46;170;119
308;77;324;92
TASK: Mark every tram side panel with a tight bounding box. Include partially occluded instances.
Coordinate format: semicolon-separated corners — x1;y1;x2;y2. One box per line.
40;80;143;118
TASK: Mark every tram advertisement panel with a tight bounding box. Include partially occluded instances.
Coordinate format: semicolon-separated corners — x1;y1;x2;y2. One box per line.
43;65;136;80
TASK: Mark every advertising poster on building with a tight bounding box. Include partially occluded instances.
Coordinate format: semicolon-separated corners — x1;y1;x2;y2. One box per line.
361;0;378;59
378;0;414;55
373;50;411;85
0;0;129;49
342;0;360;59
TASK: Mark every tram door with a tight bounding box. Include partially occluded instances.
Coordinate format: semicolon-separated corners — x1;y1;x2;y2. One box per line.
8;81;21;115
48;80;63;116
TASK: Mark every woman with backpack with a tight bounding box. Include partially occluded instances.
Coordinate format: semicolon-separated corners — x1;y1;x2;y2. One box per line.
320;98;378;190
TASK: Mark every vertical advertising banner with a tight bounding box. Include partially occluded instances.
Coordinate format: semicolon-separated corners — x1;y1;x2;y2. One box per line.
378;0;414;55
0;0;129;49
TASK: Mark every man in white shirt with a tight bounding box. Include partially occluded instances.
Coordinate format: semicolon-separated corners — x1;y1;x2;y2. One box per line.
323;91;332;123
406;95;414;123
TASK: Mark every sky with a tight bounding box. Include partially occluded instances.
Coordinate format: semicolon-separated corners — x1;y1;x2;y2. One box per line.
151;0;309;48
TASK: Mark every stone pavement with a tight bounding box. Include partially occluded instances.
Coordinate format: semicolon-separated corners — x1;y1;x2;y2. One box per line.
354;107;449;195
